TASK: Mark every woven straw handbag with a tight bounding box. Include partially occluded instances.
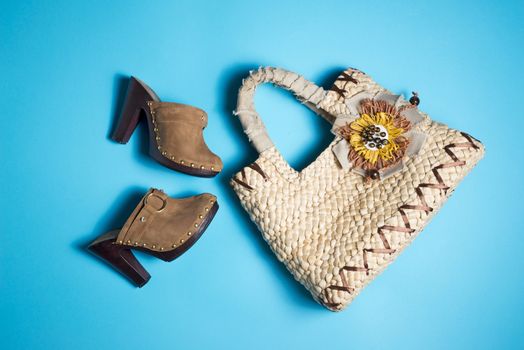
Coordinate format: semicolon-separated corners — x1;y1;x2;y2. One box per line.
231;67;484;311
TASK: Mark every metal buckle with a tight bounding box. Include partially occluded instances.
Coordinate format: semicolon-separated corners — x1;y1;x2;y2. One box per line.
144;192;167;212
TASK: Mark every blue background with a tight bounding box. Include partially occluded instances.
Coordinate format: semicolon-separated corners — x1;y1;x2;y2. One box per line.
2;0;523;349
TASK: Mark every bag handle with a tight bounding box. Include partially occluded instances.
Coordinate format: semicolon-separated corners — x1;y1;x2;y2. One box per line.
234;67;335;154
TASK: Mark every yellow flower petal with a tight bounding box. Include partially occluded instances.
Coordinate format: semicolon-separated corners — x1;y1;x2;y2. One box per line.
362;114;375;125
346;109;408;168
350;123;363;132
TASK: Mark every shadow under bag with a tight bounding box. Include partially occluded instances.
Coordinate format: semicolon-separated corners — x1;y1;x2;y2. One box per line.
231;67;484;311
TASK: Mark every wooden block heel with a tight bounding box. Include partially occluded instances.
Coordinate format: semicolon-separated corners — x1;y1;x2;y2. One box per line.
112;77;159;144
88;230;151;287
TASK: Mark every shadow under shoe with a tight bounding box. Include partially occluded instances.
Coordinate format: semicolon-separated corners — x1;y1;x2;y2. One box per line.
111;77;223;177
88;188;219;287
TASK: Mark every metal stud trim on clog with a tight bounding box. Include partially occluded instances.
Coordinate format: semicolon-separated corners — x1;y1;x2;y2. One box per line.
169;203;215;249
147;105;212;170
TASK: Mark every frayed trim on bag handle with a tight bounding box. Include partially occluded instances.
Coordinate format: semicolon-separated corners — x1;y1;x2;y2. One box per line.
233;67;343;154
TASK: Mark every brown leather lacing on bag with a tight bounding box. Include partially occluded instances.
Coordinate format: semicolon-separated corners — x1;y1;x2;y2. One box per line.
232;168;254;190
321;132;481;310
233;162;269;189
331;72;359;98
247;162;269;181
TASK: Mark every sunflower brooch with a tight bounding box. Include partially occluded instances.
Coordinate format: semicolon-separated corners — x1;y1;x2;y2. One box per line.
333;93;427;182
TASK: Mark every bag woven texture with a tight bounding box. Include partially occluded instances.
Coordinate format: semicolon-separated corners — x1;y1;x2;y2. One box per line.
231;67;484;311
